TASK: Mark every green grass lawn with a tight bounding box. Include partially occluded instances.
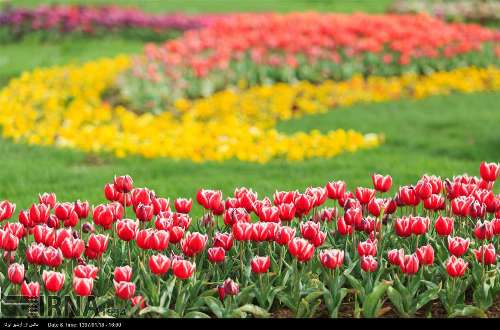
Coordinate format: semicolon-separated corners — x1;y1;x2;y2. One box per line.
1;92;498;211
10;0;393;13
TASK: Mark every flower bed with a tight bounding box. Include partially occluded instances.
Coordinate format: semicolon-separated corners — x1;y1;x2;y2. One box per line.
2;55;500;162
0;162;499;317
119;13;500;111
0;5;217;41
388;0;500;24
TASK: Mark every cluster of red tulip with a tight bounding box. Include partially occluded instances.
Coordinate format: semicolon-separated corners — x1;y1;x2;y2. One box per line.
0;162;498;317
120;13;500;111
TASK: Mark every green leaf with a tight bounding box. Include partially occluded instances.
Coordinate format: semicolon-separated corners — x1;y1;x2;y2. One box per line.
386;286;406;317
304;290;323;304
203;296;224;318
184;311;211;318
345;274;364;296
234;304;270;318
449;306;487;318
139;306;170;316
296;299;310;318
416;287;440;311
362;282;390;318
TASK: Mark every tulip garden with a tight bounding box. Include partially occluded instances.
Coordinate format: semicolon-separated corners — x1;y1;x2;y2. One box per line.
0;0;499;319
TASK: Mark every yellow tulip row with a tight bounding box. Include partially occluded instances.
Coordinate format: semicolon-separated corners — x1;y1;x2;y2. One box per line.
0;55;498;163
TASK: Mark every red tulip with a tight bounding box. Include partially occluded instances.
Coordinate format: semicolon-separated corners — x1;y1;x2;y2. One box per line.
336;216;353;236
344;207;363;229
319;249;344;269
278;203;296;222
300;221;320;241
26;243;44;265
104;183;119;201
29;203;50;224
250;222;269;242
294;193;314;217
42;246;63;268
415;180;432;200
181;232;207;257
208;247;226;263
394;217;412;238
74;264;99;279
8;263;25;284
135;203;154;222
169;226;185;244
367;198;387;217
372;174;392;193
358;238;377;256
315;207;337;223
355;187;375;205
60;237;85;259
92;204;114;229
4;222;25;239
0;200;16;221
469;201;486;219
250;256;271;274
213;232;233;251
114;266;133;282
360;255;378;272
416;244;434;266
174;198;192;214
399;253;419;275
492;218;500;235
73;277;94;296
446;256;468;277
172;259;196;280
54;228;72;248
116;219;138;241
273;190;297;205
288;237;315;262
274;226;296;245
451;196;473;217
305;187;327;207
21;281;40;299
74;200;90;219
387;249;404;266
114;281;136;300
42;270;65;292
223;208;250;226
0;229;19;251
410;216;430;236
218;278;239;301
19;210;34;228
232;222;252;241
479;161;499;182
423;194;445;211
152;197;170;215
87;234;109;254
149;254;171;275
474;220;494;240
434;216;454;236
326;181;346;200
114;175;133;193
473;244;496;265
447;236;469;257
131;188;153;208
150;230;169;251
259;206;280;222
131;295;147;309
38;193;56;209
397;186;420;206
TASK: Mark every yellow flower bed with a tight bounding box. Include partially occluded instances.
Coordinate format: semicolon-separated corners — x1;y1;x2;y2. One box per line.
0;56;499;163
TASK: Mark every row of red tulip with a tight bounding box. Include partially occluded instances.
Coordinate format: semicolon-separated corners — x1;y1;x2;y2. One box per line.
0;162;498;317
